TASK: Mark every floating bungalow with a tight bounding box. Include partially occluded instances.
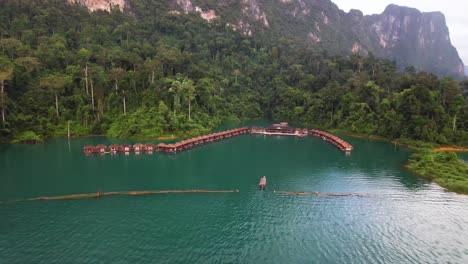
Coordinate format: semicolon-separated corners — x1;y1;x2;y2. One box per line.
109;144;119;153
95;144;107;154
83;145;95;155
133;143;144;153
266;122;295;134
145;143;155;152
120;144;131;152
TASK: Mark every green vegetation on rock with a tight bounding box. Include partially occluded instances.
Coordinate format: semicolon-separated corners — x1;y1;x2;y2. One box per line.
406;151;468;194
12;131;43;144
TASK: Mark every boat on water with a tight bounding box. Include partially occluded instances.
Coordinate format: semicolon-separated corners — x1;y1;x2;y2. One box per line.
259;176;267;190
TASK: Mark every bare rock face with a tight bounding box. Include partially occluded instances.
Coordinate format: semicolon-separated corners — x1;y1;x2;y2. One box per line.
366;5;464;78
68;0;125;12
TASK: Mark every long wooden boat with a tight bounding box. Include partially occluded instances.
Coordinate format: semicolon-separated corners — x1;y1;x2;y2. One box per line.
259;176;267;190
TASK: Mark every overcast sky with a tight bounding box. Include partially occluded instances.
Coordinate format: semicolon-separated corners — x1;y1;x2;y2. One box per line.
332;0;468;65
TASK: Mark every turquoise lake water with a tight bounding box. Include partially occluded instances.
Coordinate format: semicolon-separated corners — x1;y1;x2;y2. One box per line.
1;130;467;263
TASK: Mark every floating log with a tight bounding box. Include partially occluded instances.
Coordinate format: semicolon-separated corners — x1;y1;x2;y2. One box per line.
274;191;368;197
0;190;240;204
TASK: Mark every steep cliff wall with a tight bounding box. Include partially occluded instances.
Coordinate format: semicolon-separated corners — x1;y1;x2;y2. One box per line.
366;5;464;78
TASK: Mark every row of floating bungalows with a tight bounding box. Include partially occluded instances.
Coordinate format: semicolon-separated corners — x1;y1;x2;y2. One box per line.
83;127;251;154
83;143;156;155
156;127;250;153
310;129;353;152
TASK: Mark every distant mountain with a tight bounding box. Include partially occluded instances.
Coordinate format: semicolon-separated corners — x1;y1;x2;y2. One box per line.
465;65;468;77
70;0;465;79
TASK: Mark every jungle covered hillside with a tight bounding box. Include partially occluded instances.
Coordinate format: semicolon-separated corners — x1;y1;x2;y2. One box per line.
0;0;467;145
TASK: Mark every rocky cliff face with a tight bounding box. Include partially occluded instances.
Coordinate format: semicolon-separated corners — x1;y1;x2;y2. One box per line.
69;0;465;79
68;0;125;12
366;5;464;79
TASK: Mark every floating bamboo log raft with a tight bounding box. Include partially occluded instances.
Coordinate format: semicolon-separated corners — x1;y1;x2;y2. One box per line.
274;191;368;197
0;190;240;204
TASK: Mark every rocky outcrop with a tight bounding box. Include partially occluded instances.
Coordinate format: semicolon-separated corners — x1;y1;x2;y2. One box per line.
68;0;125;11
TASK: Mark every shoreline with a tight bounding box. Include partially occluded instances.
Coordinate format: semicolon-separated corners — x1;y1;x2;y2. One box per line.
327;129;423;150
328;129;468;151
6;133;191;144
434;147;468;152
328;129;468;195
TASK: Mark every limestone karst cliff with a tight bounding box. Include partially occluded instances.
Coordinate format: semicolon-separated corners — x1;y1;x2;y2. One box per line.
70;0;464;79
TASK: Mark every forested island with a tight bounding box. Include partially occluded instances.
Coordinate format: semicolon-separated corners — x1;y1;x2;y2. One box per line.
0;1;467;191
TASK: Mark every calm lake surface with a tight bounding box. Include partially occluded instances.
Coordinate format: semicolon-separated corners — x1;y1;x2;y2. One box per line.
1;127;468;263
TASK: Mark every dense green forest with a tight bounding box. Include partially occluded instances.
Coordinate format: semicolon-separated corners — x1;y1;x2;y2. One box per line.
0;0;467;145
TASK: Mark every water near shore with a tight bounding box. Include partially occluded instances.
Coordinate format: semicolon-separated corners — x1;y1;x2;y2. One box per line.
459;153;468;163
1;134;468;263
